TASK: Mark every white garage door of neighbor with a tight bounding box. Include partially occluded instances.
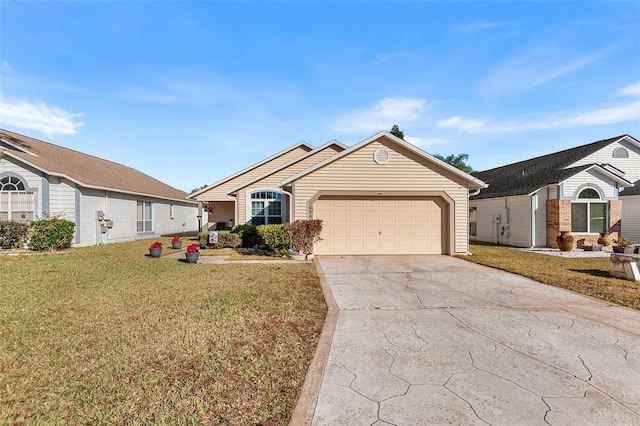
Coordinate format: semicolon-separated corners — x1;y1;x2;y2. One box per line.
313;197;446;255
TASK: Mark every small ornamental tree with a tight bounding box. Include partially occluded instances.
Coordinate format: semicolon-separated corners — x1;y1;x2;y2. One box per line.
286;219;323;254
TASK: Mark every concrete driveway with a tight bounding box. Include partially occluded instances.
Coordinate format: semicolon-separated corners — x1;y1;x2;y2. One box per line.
294;255;640;425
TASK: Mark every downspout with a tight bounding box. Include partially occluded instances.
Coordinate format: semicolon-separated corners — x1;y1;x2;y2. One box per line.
281;187;294;223
531;194;537;247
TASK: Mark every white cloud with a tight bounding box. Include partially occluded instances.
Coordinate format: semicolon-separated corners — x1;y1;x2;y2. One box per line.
479;46;609;96
618;80;640;97
0;98;83;136
438;82;640;135
330;97;429;134
456;20;519;34
437;116;486;132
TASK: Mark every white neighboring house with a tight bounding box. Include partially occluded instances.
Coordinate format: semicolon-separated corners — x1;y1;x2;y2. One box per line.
621;181;640;243
470;134;640;248
0;129;198;247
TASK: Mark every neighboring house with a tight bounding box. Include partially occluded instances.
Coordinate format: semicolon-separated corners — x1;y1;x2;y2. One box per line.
0;129;198;247
621;180;640;242
470;135;640;248
190;131;486;255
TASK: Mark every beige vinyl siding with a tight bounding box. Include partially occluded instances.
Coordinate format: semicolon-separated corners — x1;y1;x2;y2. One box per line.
569;139;640;184
237;145;342;224
621;195;640;242
292;138;472;254
196;146;311;201
562;170;617;199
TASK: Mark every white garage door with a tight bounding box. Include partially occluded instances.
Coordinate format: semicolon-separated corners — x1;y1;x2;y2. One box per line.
313;196;447;255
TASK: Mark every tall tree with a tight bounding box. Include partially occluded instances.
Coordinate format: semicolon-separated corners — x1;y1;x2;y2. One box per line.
389;124;404;140
432;153;474;173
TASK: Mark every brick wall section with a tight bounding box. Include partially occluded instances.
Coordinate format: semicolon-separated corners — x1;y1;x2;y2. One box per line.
546;199;572;248
547;199;622;248
609;200;622;241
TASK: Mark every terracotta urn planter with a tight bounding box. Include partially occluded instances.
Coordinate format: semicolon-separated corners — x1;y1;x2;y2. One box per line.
597;232;612;247
556;231;574;252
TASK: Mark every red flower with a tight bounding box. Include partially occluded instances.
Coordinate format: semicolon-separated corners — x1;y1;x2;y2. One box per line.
186;243;199;253
171;236;181;243
149;241;163;249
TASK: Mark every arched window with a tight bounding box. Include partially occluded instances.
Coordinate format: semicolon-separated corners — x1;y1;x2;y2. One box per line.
250;190;282;225
0;175;34;223
571;188;606;233
613;147;628;158
0;176;26;191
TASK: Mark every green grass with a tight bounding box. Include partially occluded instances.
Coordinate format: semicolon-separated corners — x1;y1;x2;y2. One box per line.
462;241;640;310
0;238;326;425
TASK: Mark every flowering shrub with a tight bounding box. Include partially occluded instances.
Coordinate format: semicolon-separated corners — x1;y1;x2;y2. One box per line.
171;236;181;243
149;241;163;249
186;243;199;253
285;219;323;254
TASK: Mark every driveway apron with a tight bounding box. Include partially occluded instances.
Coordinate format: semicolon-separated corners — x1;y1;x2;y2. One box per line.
307;255;640;425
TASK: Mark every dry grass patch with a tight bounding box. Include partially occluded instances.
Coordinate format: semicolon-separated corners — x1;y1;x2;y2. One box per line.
0;238;326;425
462;241;640;310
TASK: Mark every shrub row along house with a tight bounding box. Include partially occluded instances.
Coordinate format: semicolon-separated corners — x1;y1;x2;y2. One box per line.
469;135;640;248
0;129;197;247
189;131;486;255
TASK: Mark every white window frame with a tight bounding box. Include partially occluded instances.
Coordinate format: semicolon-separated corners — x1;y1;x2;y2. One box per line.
246;188;285;225
571;188;607;234
137;201;153;233
0;174;35;223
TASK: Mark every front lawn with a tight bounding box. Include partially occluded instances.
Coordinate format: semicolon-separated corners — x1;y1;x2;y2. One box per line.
463;241;640;310
0;238;326;425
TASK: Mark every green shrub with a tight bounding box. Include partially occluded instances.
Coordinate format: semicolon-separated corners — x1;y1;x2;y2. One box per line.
198;232;210;249
285;219;323;254
231;224;261;248
0;221;28;249
27;217;75;251
213;233;242;249
256;224;290;253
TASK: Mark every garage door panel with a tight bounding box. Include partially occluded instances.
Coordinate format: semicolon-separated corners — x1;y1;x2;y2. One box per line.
314;197;446;255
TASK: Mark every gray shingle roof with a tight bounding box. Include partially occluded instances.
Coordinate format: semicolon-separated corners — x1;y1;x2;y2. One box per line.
0;129;192;202
471;135;630;200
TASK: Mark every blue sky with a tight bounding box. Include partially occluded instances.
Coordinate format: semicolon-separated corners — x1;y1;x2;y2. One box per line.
1;1;639;193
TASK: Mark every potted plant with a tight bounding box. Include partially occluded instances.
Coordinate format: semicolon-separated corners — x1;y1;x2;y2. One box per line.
149;241;163;258
185;243;200;263
613;238;635;254
597;232;612;247
556;231;574;252
171;236;182;249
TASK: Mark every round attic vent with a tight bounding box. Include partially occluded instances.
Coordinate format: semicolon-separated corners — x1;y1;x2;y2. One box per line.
374;148;390;165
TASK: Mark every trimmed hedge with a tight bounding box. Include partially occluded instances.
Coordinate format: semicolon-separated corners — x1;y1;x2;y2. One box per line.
27;217;75;251
213;233;242;249
0;221;28;249
230;224;261;248
256;224;289;254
